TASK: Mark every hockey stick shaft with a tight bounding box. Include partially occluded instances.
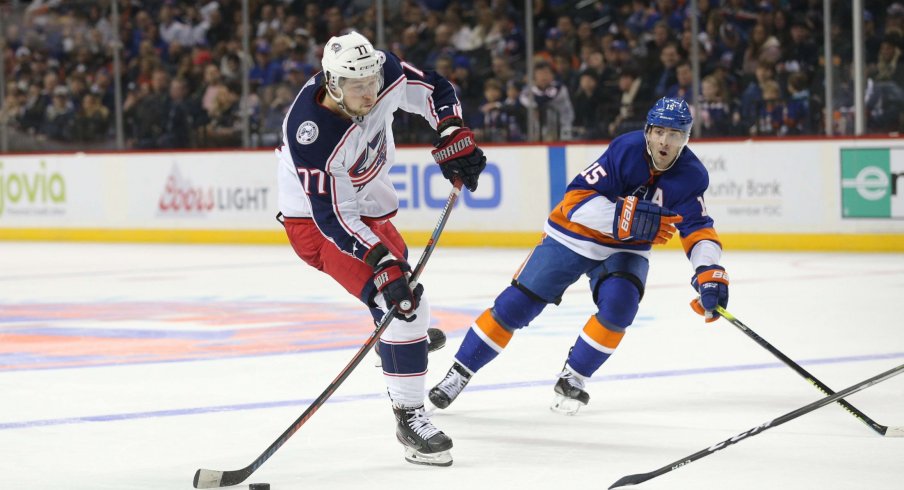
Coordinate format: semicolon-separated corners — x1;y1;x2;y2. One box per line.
716;306;901;437
609;362;904;488
193;182;463;489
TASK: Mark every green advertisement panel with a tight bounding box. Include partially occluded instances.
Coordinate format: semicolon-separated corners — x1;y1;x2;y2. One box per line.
840;148;904;219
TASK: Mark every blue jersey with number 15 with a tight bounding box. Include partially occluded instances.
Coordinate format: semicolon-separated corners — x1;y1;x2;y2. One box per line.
545;130;720;257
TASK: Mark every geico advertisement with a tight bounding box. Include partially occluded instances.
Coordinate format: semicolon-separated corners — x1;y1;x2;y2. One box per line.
390;146;550;231
124;152;274;228
0;154;105;226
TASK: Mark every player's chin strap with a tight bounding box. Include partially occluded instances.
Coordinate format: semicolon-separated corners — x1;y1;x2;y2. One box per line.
324;77;363;119
644;139;681;172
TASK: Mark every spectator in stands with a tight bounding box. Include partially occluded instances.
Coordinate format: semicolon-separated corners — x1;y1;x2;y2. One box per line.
398;26;430;67
642;21;673;74
203;81;242;147
867;36;904;132
874;36;904;87
490;54;519;87
740;60;778;131
21;83;48;136
780;15;818;76
520;60;574;141
475;78;515;142
742;22;781;78
752;80;784;136
698;74;735;137
125;68;172;148
666;61;693;102
158;77;196;149
783;71;812;135
70;91;111;143
257;83;293;147
424;23;459;69
608;65;647;137
41;85;75;141
652;41;681;99
249;42;284;87
282;61;313;95
572;70;606;140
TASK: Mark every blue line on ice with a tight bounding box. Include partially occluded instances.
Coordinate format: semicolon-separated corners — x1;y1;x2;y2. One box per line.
1;351;901;431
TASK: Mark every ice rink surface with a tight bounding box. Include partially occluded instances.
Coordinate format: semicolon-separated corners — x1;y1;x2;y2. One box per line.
1;241;903;490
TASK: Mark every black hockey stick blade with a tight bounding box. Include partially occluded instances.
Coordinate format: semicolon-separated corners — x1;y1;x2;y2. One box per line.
192;183;463;488
715;306;904;437
608;362;904;488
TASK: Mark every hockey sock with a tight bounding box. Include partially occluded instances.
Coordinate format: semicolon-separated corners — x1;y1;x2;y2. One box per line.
379;337;428;407
566;315;625;377
454;309;514;373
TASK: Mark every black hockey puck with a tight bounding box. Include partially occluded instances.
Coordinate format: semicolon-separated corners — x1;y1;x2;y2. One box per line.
249;484;270;490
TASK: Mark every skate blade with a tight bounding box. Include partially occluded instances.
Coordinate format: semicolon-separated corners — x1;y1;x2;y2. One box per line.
403;447;453;467
550;394;585;415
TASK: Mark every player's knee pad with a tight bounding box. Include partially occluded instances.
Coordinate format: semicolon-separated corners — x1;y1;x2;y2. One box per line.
591;253;648;330
594;276;640;330
492;284;548;329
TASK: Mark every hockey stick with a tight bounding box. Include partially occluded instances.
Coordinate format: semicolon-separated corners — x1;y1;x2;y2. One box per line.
609;362;904;488
193;181;463;489
715;305;904;437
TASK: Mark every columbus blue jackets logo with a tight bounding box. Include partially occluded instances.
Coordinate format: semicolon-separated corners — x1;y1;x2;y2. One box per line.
296;121;319;145
349;129;387;187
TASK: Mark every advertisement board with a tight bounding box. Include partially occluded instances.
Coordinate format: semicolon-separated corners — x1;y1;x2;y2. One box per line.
2;138;904;251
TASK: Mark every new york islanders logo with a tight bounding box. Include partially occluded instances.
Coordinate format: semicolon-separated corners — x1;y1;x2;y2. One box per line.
296;121;319;145
349;129;388;187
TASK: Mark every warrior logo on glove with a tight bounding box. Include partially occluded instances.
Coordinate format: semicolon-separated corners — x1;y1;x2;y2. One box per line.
431;124;487;192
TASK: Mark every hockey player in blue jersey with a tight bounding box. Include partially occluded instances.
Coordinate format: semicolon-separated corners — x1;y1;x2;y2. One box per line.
275;31;486;465
429;97;729;415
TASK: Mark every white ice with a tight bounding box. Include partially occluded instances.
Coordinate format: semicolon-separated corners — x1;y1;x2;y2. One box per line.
1;242;902;490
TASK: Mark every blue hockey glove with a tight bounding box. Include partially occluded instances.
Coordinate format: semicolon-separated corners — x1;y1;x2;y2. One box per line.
690;265;729;322
613;196;683;244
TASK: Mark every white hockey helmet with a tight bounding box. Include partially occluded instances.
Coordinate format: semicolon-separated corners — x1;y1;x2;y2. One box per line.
321;31;386;107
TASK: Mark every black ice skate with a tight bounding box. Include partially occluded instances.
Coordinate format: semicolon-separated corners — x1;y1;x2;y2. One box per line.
428;362;473;409
550;365;590;415
374;327;446;367
393;405;453;467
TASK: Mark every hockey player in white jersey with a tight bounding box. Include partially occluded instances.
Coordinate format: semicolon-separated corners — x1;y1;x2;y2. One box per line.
275;31;486;467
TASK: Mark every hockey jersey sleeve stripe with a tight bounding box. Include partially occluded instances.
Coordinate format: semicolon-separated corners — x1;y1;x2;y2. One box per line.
681;228;722;256
398;55;461;126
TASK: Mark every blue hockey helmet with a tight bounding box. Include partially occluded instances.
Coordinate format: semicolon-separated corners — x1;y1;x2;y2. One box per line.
644;97;693;171
645;97;693;133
